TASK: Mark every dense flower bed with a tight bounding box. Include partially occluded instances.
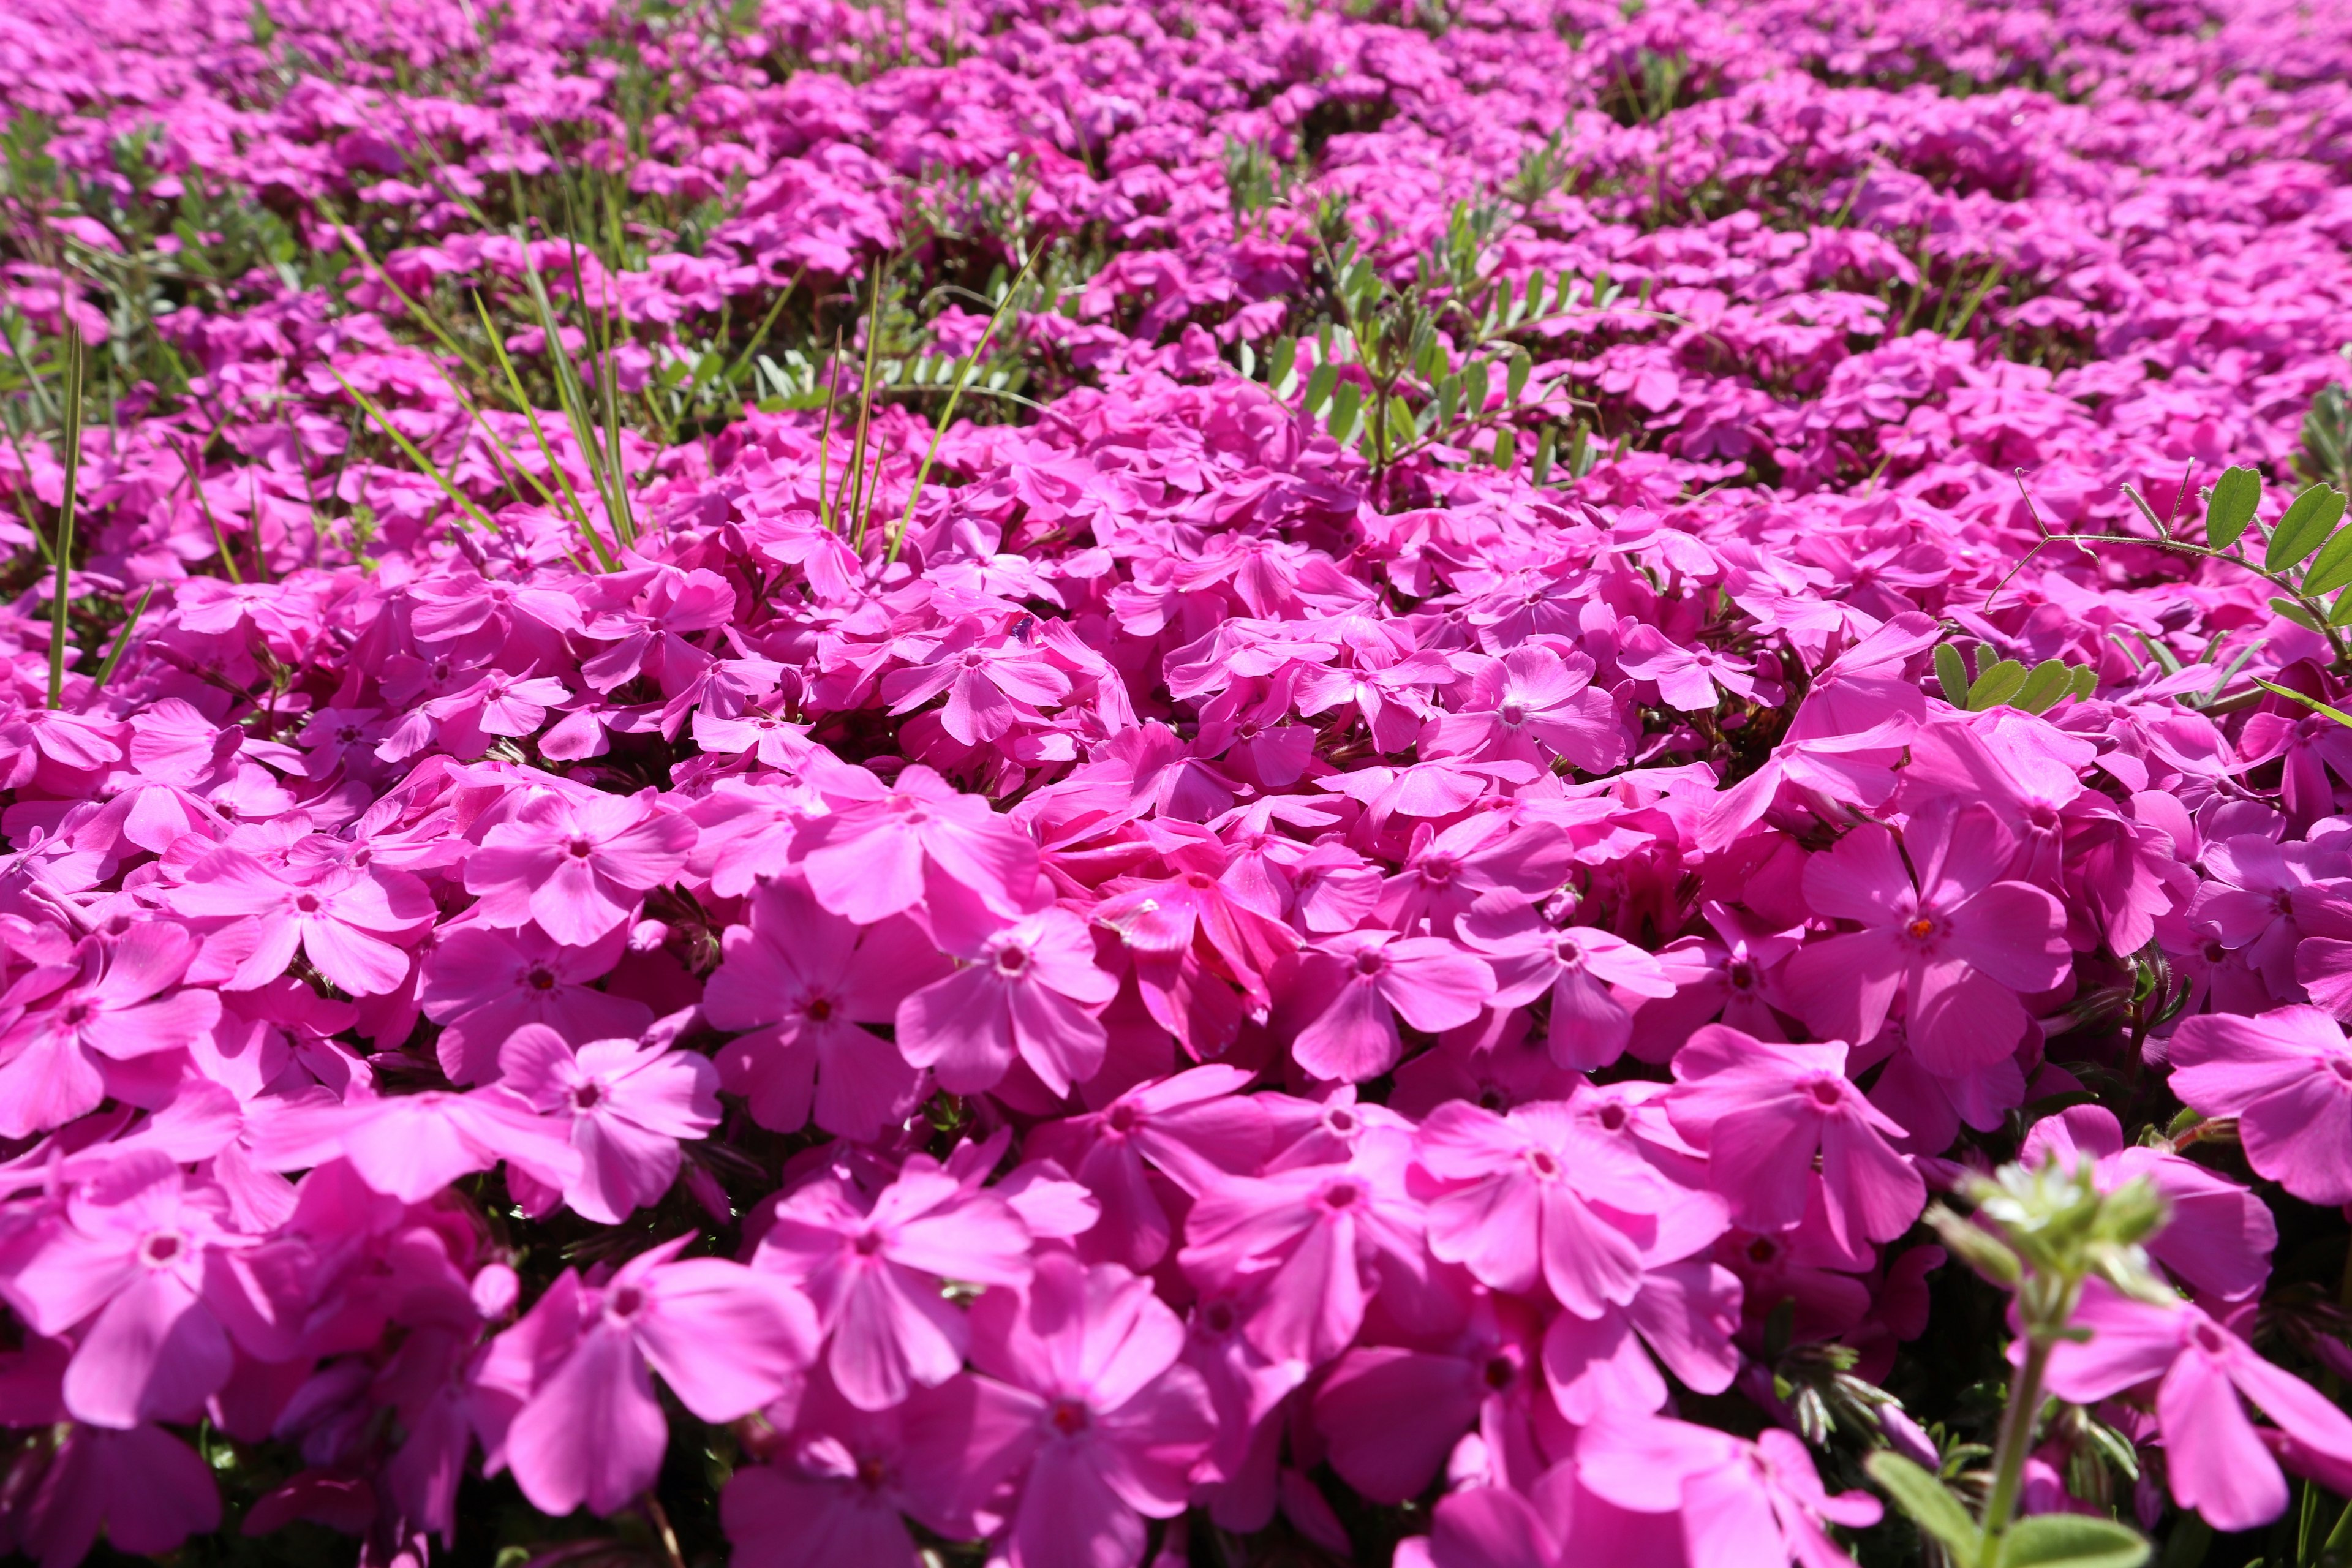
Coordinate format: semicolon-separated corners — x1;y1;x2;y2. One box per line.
7;0;2352;1563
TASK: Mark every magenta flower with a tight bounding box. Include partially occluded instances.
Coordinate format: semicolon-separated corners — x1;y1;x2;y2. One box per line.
483;1238;818;1517
794;763;1043;924
1421;644;1628;772
1779;805;2070;1074
701;876;945;1139
7;1422;222;1568
418;922;655;1085
753;1158;1033;1411
2021;1106;2275;1300
1578;1414;1881;1568
1180;1137;1428;1365
248;1086;582;1203
1025;1065;1275;1270
1415;1099;1685;1317
895;907;1117;1096
2168;1005;2352;1204
2041;1280;2352;1531
0;925;221;1139
1284;929;1494;1084
1459;911;1676;1071
463;790;697;946
968;1254;1218;1568
167;851;435;997
1666;1026;1924;1250
497;1024;720;1224
1;1161;241;1430
722;1368;1037;1568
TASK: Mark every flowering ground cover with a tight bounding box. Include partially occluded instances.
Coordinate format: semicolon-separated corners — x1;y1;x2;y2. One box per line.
9;0;2352;1563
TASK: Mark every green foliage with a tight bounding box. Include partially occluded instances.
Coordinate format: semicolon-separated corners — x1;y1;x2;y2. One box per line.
1934;644;2098;714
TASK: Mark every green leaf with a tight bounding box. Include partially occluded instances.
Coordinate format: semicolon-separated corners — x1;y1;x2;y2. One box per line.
1507;350;1532;404
1934;643;1970;706
2266;483;2346;570
1491;427;1516;470
1999;1512;2150;1568
2252;677;2352;729
2068;664;2099;701
2206;465;2261;549
2305;519;2352;596
1327;380;1362;443
1967;658;2027;710
1532;424;1557;486
1268;336;1297;390
1464;360;1490;417
2332;587;2352;627
1303;363;1338;416
1863;1453;1980;1561
2270;595;2324;631
2014;658;2074;714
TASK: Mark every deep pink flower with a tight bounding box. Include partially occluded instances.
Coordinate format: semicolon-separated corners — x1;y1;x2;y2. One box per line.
1666;1027;1924;1250
753;1158;1032;1411
701;876;946;1139
0;926;220;1138
1780;804;2070;1074
895;906;1117;1096
794;763;1043;924
419;922;655;1085
168;851;435;997
1578;1414;1880;1568
1460;911;1676;1071
482;1238;818;1517
2168;1006;2352;1204
2021;1106;2274;1300
2041;1281;2352;1531
498;1024;721;1224
248;1086;582;1203
463;790;697;946
968;1254;1219;1568
1285;929;1494;1084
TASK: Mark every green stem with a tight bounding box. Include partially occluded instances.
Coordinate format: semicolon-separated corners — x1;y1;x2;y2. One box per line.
1980;1336;2055;1568
46;323;83;710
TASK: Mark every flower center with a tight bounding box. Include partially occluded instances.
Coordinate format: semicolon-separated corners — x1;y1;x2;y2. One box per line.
1106;1103;1140;1134
525;964;557;992
141;1231;184;1267
294;892;322;914
1420;855;1458;885
2331;1057;2352;1083
1597;1102;1628;1131
1322;1180;1361;1210
1525;1147;1562;1180
1499;703;1528;726
996;944;1030;976
1352;948;1387;976
806;996;836;1022
1808;1079;1843;1107
608;1284;645;1319
567;837;594;859
1746;1236;1780;1265
854;1231;886;1256
1482;1355;1517;1392
572;1082;603;1111
2190;1319;2229;1355
1727;960;1754;990
1905;917;1934;940
1050;1399;1090;1437
1553;938;1583;966
1324;1107;1358;1136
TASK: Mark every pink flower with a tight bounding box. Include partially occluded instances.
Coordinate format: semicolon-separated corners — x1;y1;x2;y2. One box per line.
895;907;1117;1096
168;850;435;997
794;764;1043;924
7;1422;222;1568
2021;1106;2275;1300
1780;804;2070;1074
1578;1414;1880;1568
0;1158;241;1430
1421;644;1629;772
701;876;946;1139
463;790;697;947
722;1368;1036;1568
1460;911;1676;1071
753;1158;1033;1411
498;1024;721;1223
1180;1135;1428;1365
2168;1006;2352;1204
483;1238;818;1517
1025;1065;1274;1271
418;922;655;1085
2040;1280;2352;1531
968;1254;1218;1568
248;1086;582;1203
0;925;220;1139
1415;1099;1687;1317
1285;929;1494;1084
1666;1027;1924;1250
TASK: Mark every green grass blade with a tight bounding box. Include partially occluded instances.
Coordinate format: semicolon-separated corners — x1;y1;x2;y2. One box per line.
471;290;616;570
328;365;499;536
88;582;154;696
886;247;1039;567
47;322;83;708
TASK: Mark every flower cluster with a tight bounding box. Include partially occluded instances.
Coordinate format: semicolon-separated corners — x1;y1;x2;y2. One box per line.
6;0;2352;1562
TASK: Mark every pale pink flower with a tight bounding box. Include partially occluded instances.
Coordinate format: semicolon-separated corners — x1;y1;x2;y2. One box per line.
463;790;696;946
1285;929;1494;1084
0;925;220;1139
498;1024;720;1224
895;907;1117;1096
1578;1414;1880;1568
168;851;435;997
2168;1006;2352;1205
